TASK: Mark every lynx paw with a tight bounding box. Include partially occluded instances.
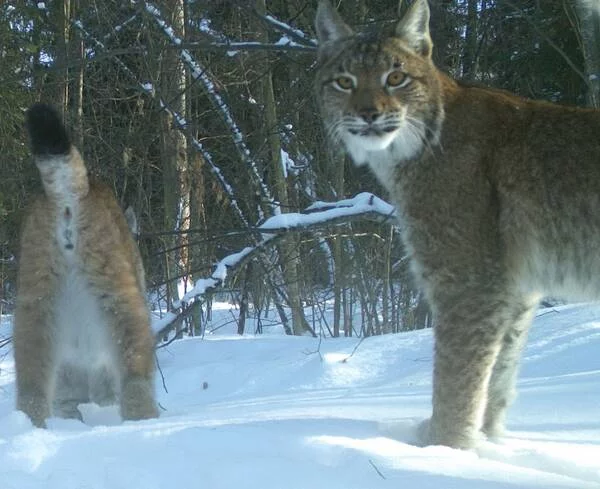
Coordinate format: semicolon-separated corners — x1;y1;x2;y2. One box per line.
17;393;50;428
120;377;158;421
417;417;482;450
482;419;506;441
54;400;84;422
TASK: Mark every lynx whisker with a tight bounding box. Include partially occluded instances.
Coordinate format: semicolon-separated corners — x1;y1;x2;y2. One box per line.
325;119;345;144
405;116;439;156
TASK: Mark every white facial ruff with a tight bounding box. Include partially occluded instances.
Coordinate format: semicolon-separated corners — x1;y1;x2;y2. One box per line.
341;123;425;185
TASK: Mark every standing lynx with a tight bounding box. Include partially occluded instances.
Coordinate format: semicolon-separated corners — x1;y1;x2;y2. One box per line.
316;0;600;449
14;103;158;428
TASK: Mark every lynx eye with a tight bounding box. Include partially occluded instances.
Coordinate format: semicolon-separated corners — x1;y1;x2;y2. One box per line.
385;70;409;88
333;76;355;91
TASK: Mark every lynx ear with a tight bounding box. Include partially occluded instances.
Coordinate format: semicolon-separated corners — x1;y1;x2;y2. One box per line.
395;0;433;57
124;206;139;238
315;1;354;44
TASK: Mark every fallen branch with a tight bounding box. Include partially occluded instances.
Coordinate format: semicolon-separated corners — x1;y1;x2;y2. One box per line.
153;193;396;340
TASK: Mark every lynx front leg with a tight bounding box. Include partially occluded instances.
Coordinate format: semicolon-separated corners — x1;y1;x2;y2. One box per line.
103;290;158;421
420;298;514;449
482;303;537;438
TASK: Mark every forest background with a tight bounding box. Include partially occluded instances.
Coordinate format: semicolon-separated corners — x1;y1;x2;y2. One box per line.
1;0;599;340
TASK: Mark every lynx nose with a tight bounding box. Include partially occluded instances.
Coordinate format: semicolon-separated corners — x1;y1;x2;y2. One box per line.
359;108;381;123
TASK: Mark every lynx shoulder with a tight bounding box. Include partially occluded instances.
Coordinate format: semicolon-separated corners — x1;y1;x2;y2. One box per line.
14;103;158;427
316;0;600;449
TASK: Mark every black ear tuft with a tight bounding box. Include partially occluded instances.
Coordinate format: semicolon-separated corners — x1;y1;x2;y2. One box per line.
26;103;71;156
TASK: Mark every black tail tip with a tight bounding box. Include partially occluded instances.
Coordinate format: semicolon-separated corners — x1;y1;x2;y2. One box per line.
26;103;71;156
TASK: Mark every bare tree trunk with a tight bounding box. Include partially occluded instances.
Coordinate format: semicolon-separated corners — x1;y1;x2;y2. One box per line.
159;0;190;335
329;148;345;338
256;0;313;336
381;226;393;334
462;0;479;80
237;266;249;335
53;0;71;113
576;1;600;107
343;288;352;337
332;238;342;338
72;1;84;150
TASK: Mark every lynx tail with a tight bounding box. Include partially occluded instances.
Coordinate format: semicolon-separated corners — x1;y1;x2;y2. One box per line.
26;103;71;157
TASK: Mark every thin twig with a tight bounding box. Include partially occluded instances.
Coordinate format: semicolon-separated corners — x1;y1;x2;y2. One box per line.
155;354;168;394
368;459;386;479
303;333;324;361
536;307;560;317
342;336;368;363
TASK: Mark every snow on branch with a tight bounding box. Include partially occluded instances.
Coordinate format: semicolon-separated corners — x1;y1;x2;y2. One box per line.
154;193;396;339
188;12;314;54
102;13;139;43
73;19;251;229
143;2;276;220
176;40;316;55
190;7;315;52
258;192;396;232
252;10;318;48
164;104;250;228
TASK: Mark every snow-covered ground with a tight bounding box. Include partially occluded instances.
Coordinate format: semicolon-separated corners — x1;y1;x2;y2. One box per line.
0;302;599;488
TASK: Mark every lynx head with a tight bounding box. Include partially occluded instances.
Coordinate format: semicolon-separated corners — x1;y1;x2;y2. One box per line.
315;0;444;168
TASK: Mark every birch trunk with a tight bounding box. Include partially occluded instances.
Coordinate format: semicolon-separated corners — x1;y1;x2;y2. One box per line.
158;0;191;335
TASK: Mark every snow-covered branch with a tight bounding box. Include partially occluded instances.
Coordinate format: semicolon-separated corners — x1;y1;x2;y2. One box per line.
176;40;316;54
257;192;396;232
154;193;396;339
102;13;139;43
72;19;251;229
143;2;277;220
187;15;314;53
192;7;316;51
252;10;317;48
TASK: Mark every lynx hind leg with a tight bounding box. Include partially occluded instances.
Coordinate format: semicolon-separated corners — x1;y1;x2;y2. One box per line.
13;288;58;428
53;364;89;421
423;295;521;449
98;289;158;421
115;304;158;421
14;340;53;427
482;303;537;439
121;375;158;421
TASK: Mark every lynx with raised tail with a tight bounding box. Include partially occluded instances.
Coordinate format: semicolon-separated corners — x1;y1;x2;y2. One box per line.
316;0;600;449
14;103;158;427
